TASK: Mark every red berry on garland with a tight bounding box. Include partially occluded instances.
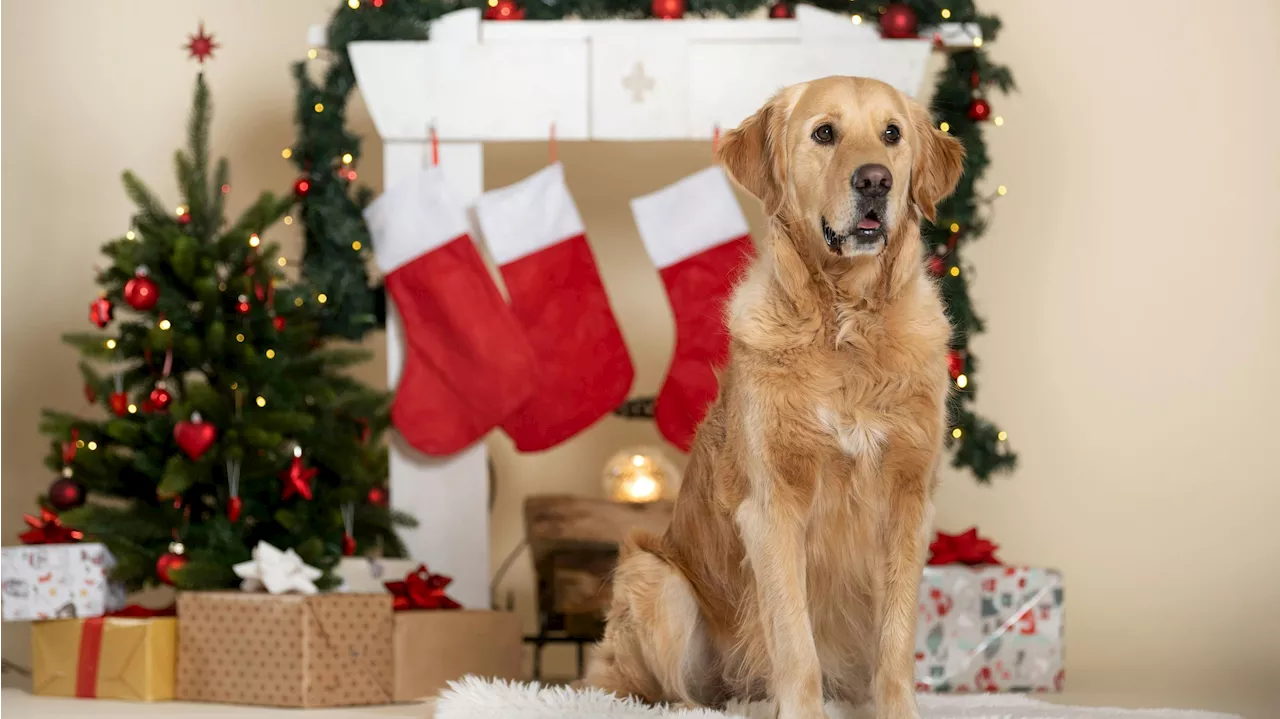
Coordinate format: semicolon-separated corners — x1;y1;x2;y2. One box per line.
484;0;525;20
124;267;160;310
947;350;965;379
768;1;794;19
89;296;114;328
109;392;130;417
968;98;992;122
156;542;188;585
368;486;389;507
651;0;684;19
49;474;86;511
280;445;318;501
272;315;286;332
149;384;173;412
928;256;946;276
293;177;312;197
879;3;919;39
236;294;252;314
173;412;217;460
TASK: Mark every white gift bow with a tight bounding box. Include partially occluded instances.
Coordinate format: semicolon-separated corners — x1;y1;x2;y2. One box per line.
232;541;323;595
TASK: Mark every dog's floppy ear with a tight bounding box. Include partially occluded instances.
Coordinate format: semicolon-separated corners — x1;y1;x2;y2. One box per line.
717;90;791;215
907;101;966;222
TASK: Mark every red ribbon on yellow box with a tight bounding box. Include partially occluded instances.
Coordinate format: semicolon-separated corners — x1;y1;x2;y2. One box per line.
32;612;177;702
384;565;462;611
927;528;1002;566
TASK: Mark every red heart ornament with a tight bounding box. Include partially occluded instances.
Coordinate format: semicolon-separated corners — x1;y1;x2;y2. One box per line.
173;415;217;460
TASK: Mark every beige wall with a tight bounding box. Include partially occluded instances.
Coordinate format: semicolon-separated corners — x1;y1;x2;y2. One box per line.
4;0;1278;713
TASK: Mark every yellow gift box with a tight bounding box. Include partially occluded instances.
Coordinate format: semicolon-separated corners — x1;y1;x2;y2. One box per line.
31;616;177;701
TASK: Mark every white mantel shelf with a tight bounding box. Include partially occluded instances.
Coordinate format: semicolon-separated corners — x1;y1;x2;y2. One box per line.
327;7;977;611
342;6;978;142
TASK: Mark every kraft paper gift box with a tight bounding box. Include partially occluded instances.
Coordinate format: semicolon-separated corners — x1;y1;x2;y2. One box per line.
914;565;1065;693
1;542;126;621
392;609;523;702
176;591;395;708
31;616;177;701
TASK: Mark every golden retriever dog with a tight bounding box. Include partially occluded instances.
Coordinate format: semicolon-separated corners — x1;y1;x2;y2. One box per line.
585;76;965;719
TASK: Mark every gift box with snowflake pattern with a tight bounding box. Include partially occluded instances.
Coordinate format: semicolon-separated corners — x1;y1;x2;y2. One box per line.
914;566;1064;693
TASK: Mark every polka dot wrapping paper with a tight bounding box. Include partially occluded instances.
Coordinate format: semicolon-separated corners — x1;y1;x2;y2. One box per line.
175;591;394;708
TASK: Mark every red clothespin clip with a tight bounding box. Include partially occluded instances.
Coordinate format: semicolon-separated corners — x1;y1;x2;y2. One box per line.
549;122;557;165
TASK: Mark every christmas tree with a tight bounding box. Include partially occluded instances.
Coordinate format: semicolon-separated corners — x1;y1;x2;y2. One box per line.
39;73;413;592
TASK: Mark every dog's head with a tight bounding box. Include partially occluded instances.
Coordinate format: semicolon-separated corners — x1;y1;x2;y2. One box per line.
718;77;964;260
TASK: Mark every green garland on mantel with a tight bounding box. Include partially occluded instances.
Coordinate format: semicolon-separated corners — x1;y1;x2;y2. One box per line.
289;0;1016;481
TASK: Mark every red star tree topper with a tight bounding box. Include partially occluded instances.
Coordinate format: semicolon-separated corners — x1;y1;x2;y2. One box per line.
185;22;219;64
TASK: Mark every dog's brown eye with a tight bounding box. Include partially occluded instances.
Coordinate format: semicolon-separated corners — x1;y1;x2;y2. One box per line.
883;124;902;145
811;124;835;145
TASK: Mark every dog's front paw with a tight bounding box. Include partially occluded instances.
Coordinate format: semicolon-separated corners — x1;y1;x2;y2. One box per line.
873;681;919;719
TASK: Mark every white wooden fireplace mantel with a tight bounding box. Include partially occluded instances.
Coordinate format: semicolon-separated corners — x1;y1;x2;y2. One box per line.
327;6;978;608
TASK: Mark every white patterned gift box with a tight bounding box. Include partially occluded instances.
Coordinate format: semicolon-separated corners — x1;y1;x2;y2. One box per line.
1;542;126;621
914;566;1064;693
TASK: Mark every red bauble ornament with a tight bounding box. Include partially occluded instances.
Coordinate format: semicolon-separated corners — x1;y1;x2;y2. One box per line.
156;551;188;585
768;1;794;18
49;476;86;511
947;350;965;379
109;392;130;417
484;0;524;20
149;385;173;412
368;486;389;507
174;413;217;460
236;294;252;314
968;98;992;122
272;315;287;332
227;496;243;523
879;3;919;39
176;210;192;226
280;448;318;501
90;296;114;328
651;0;684;19
927;256;946;276
342;533;357;557
124;268;160;310
293;177;312;197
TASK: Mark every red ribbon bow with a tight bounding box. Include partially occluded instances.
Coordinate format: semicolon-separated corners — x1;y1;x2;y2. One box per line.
927;528;1001;566
19;508;84;545
384;565;462;611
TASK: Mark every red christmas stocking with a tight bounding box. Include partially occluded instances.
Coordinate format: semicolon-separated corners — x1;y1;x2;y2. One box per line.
631;167;755;451
475;163;634;451
365;168;536;456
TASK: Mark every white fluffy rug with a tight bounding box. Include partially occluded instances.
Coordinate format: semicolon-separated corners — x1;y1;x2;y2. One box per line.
435;678;1240;719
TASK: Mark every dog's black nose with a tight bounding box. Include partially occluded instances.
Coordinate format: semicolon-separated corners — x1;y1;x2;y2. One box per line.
852;164;892;198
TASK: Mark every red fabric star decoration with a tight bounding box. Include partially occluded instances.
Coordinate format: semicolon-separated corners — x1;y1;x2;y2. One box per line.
927;528;1001;566
19;509;84;545
279;455;318;501
384;565;463;611
185;22;219;65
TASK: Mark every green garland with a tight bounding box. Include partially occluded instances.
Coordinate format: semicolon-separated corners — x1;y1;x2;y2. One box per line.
290;0;1015;480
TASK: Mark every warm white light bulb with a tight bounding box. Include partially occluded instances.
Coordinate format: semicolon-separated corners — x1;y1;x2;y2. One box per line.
949;266;961;277
317;293;328;304
626;474;659;501
952;428;963;439
105;339;117;349
851;14;862;24
307;48;319;60
266;349;276;359
342;153;354;164
940;8;951;18
973;37;983;47
277;257;287;266
282;148;293;159
87;441;98;451
993;116;1004;127
256;396;267;407
997;431;1008;442
159;319;172;330
352;241;362;251
249;233;261;247
956;374;968;389
939;121;950;133
997;185;1008;196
